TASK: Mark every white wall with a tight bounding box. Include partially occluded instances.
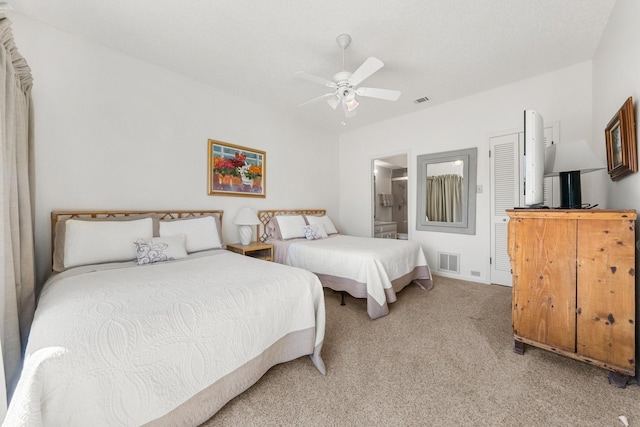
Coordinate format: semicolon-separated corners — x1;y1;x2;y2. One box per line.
15;2;638;288
339;62;594;283
10;14;340;286
593;0;640;213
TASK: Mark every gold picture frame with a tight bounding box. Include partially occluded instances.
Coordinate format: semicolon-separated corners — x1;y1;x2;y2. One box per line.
605;97;637;181
208;139;266;197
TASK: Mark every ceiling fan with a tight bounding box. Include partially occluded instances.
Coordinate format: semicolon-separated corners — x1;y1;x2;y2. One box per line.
295;34;401;119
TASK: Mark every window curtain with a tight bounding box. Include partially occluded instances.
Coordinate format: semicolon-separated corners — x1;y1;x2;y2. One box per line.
426;174;462;222
0;15;35;416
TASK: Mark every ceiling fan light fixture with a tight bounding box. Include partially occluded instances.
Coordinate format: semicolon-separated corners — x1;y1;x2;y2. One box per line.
339;87;355;101
346;98;359;112
327;96;340;110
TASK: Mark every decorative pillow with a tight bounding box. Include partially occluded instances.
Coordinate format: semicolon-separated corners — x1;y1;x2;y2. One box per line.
159;215;222;253
134;235;187;265
62;218;155;270
302;224;328;240
53;214;160;272
273;215;307;240
305;215;338;235
264;218;280;241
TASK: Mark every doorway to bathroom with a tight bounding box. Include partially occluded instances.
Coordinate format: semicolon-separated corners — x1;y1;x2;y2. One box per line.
372;153;408;239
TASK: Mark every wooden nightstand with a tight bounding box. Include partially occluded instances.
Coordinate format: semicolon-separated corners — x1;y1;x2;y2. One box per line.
226;242;273;261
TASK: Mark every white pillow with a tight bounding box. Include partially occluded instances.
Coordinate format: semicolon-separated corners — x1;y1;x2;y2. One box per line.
134;235;188;265
64;218;154;268
159;216;222;252
274;215;307;240
305;215;338;235
302;224;328;240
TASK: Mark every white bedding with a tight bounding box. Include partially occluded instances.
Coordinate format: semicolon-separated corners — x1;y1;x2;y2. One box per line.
4;250;325;426
272;235;431;314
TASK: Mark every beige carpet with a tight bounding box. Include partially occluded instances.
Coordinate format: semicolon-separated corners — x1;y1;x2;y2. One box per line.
203;276;640;426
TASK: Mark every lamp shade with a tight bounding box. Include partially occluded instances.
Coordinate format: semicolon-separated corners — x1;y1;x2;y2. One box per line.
233;207;259;225
544;140;606;209
544;140;606;176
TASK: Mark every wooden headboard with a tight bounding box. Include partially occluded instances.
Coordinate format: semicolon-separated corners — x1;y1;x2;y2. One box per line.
51;210;224;253
256;209;325;242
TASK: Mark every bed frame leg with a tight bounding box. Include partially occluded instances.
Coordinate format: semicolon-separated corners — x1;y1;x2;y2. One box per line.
340;292;346;306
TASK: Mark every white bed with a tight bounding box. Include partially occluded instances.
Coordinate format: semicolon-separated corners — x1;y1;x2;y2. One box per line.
257;209;432;320
4;210;325;427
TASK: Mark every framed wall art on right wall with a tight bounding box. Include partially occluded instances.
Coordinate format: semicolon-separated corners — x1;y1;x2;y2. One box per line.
605;96;637;181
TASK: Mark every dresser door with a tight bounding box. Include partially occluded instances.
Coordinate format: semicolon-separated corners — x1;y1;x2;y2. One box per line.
576;218;636;373
511;217;577;352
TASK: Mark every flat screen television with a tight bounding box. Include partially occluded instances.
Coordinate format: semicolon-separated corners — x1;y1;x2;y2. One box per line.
523;109;545;206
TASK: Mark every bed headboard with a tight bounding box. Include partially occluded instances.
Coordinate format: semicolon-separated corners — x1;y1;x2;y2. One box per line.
256;209;325;242
51;210;224;253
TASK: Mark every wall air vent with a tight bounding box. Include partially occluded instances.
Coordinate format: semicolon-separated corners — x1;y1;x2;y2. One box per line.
414;96;430;104
438;251;460;274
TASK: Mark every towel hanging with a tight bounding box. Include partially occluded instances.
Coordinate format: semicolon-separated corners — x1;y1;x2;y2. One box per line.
379;193;393;207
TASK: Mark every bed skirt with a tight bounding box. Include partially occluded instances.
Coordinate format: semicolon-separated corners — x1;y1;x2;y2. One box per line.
316;265;433;319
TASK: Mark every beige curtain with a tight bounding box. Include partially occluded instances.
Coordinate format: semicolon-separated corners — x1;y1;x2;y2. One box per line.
426;174;462;222
0;15;35;413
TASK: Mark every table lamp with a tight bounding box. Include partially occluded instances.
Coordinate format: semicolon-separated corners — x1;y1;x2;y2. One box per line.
233;208;260;245
544;140;606;208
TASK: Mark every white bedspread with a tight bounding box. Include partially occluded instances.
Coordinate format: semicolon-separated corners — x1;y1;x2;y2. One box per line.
283;235;429;307
4;250;325;426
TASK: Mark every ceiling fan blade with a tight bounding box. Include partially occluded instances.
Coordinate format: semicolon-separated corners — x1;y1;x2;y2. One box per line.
348;57;384;87
298;92;337;107
294;71;337;88
356;87;401;101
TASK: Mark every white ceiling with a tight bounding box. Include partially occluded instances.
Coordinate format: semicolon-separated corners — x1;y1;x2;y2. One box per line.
11;0;616;133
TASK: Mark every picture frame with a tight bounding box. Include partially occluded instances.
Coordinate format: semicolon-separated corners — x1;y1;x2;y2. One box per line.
208;139;266;197
605;97;637;181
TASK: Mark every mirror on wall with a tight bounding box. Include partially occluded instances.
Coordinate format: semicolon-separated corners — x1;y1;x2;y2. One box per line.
416;147;477;235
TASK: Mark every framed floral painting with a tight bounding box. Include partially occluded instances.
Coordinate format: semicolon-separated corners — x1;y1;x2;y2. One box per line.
208;139;266;197
605;97;637;181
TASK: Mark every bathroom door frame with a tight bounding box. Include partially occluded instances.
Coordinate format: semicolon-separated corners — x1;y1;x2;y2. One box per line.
371;152;410;238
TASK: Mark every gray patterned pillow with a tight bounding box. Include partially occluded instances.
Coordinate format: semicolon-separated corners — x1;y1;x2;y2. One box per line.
134;235;188;265
302;224;328;240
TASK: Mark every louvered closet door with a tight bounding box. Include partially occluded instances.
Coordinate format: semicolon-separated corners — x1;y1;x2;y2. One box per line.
490;133;520;286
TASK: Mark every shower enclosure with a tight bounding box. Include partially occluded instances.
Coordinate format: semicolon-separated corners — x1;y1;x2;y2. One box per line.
391;169;408;235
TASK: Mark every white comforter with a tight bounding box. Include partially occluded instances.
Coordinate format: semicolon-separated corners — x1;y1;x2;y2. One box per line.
4;250;325;426
282;235;429;307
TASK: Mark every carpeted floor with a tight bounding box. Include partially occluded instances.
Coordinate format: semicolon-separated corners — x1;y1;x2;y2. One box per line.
203;275;640;426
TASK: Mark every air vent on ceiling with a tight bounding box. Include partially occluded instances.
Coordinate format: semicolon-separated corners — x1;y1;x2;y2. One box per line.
414;96;430;104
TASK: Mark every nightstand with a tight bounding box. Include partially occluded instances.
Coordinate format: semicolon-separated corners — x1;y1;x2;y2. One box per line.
226;242;273;261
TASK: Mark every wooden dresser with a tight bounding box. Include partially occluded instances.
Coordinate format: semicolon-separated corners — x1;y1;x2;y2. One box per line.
506;209;637;386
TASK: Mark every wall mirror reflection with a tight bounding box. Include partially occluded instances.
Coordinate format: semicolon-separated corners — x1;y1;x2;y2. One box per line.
416;147;477;234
